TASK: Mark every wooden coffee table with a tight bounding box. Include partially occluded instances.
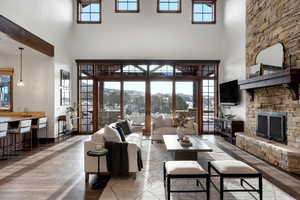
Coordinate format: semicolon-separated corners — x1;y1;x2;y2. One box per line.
163;135;213;160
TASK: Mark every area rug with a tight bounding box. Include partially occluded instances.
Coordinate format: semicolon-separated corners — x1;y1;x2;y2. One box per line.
99;138;295;200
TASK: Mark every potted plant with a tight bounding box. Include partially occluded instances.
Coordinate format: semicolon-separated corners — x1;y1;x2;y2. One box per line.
174;113;189;140
66;103;79;130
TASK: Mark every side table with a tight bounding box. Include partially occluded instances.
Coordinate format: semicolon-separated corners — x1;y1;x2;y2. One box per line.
87;149;108;189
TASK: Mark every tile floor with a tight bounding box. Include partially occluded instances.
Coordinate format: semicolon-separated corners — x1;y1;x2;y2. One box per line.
100;137;295;200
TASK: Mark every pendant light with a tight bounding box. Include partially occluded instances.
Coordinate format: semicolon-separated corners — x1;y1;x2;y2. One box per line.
17;47;24;87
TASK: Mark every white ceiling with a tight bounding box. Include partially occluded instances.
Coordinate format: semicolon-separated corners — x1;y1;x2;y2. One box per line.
0;31;45;57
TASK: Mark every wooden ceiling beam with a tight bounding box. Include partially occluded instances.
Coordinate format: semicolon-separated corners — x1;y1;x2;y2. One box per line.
0;15;55;57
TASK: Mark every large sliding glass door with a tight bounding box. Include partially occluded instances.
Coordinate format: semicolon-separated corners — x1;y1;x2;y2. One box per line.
77;62;219;134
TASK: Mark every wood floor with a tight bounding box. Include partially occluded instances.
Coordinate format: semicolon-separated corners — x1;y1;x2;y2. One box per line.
0;136;105;200
0;135;300;200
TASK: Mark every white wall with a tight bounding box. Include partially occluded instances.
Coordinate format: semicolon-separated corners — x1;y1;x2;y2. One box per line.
0;0;74;138
0;0;247;136
219;0;246;120
71;0;223;60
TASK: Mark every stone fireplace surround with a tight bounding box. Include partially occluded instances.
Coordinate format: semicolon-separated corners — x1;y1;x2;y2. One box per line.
237;0;300;174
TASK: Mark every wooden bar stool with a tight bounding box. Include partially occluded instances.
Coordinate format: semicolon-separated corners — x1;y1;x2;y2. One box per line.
32;117;48;145
0;122;8;160
9;120;33;153
58;115;67;142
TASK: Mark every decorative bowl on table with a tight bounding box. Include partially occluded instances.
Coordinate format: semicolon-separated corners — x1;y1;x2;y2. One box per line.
180;136;192;147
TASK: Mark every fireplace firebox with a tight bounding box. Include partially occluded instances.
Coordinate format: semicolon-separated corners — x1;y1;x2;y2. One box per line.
256;112;287;144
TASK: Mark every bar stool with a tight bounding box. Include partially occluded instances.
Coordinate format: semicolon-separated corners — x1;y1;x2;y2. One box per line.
9;120;33;153
0;122;8;160
58;115;67;142
32;117;48;145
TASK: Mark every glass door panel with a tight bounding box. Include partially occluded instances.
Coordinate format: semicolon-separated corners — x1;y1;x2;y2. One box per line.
99;82;121;127
151;81;173;118
124;81;145;126
203;79;215;132
79;79;94;133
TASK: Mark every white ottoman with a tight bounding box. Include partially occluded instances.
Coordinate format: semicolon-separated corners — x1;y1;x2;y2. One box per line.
163;161;210;200
209;160;263;200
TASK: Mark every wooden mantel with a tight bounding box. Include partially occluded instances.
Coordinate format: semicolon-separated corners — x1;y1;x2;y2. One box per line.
238;69;300;101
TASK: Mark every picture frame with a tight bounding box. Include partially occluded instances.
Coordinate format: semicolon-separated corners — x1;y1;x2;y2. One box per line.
60;70;71;106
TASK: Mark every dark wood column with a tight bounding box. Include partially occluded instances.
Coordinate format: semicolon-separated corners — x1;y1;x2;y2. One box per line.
196;68;203;135
120;81;124;119
98;81;104;127
93;80;99;132
172;80;176;117
145;80;151;135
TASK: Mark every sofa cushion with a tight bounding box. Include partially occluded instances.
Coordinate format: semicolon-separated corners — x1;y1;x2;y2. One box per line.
114;126;126;142
126;133;142;148
117;120;132;135
103;125;122;143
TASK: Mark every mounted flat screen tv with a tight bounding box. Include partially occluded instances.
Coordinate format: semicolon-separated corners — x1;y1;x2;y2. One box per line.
220;80;239;105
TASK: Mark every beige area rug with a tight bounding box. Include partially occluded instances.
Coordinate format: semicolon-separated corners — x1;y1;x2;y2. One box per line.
99;139;295;200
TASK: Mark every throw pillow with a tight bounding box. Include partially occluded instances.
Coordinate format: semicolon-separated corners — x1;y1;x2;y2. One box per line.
103;125;122;143
114;125;126;142
116;120;132;135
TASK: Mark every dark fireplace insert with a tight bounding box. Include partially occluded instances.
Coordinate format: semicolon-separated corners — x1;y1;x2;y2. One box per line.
256;112;287;144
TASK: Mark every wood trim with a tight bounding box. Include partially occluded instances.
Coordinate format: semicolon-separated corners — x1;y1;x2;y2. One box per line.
115;0;140;13
157;0;182;13
120;81;124;119
76;59;221;65
145;78;151;135
0;15;54;57
191;0;217;25
77;0;102;24
172;80;176;117
0;68;14;112
92;79;98;132
0;68;14;76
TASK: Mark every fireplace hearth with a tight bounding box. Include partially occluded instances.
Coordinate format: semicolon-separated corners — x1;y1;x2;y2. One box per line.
256;112;287;144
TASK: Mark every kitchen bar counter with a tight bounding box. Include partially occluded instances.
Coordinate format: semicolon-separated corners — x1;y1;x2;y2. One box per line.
0;112;46;123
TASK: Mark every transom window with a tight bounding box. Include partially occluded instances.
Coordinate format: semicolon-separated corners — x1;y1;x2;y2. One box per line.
192;0;216;24
158;0;181;13
115;0;139;13
77;0;101;23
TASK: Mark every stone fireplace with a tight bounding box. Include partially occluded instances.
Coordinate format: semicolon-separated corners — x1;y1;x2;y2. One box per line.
256;112;287;144
236;0;300;174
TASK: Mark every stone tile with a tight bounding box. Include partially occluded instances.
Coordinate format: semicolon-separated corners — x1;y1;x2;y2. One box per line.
99;138;296;200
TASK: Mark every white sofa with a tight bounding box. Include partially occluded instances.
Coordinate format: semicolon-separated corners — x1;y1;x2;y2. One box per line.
84;123;142;181
151;117;198;142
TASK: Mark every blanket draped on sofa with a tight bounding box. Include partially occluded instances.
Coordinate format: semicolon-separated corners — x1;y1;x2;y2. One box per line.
105;142;143;176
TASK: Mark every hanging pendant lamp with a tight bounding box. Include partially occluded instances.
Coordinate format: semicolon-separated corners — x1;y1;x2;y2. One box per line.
17;47;24;87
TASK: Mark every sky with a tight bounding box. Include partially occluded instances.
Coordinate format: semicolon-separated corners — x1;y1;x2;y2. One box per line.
104;81;194;95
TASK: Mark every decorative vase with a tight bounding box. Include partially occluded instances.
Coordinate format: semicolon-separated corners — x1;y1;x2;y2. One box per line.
66;115;73;131
177;126;185;140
